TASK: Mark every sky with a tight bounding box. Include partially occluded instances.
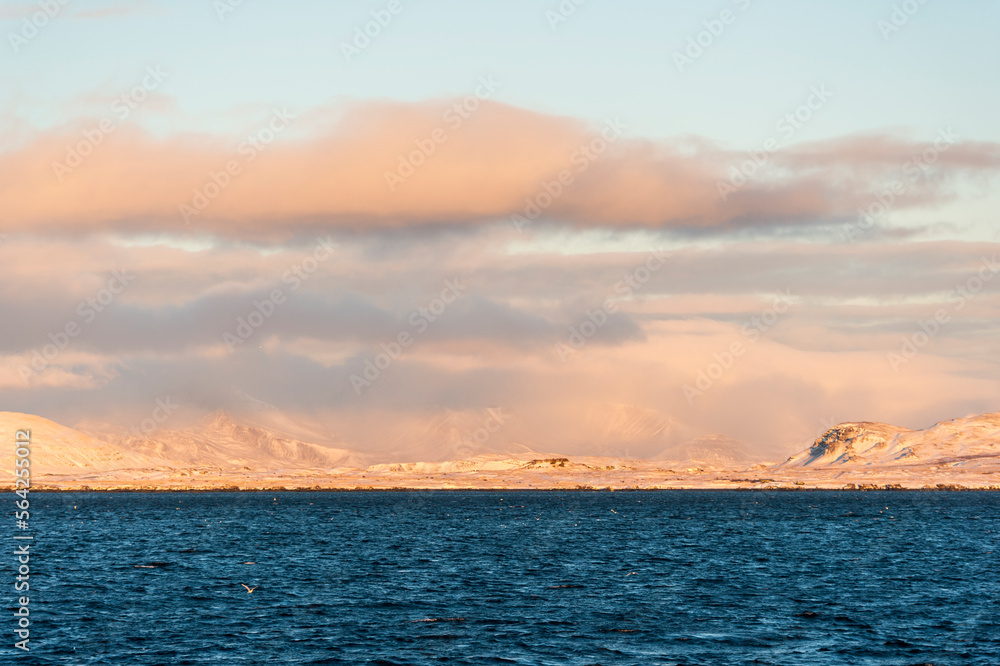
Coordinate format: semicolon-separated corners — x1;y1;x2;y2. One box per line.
1;0;999;460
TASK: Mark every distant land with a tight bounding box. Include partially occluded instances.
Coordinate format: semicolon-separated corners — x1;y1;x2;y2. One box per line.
3;410;999;491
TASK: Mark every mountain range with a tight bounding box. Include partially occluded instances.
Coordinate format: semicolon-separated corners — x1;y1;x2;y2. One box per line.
2;408;998;490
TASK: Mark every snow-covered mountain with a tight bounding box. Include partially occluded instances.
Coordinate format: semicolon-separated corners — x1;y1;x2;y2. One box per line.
780;412;1000;468
96;411;366;470
0;410;365;480
360;408;535;463
0;412;164;475
655;434;755;468
3;408;999;489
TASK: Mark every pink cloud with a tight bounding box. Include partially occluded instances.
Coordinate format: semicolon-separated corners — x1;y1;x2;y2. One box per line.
3;100;998;238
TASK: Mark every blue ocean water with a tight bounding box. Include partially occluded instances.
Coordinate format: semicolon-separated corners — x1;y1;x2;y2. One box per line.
9;490;1000;664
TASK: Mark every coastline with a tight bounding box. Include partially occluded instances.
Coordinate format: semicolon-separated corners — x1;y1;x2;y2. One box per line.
10;477;999;492
13;486;999;492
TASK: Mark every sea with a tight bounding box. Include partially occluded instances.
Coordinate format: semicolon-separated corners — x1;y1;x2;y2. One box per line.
10;490;999;664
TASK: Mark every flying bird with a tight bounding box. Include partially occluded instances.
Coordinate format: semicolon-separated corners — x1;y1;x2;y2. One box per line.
241;584;257;593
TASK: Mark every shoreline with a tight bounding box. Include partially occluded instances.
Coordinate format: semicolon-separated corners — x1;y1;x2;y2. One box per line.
11;484;999;492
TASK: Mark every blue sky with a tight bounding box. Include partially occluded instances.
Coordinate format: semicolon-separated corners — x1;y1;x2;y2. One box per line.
4;0;999;146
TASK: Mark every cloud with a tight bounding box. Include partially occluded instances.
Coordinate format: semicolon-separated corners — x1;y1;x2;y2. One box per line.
1;233;998;459
3;100;998;238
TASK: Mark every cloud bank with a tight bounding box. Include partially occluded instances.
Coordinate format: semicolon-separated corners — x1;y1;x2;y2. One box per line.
2;99;998;237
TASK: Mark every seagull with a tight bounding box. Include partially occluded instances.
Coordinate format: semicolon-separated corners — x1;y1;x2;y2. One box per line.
241;584;257;593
